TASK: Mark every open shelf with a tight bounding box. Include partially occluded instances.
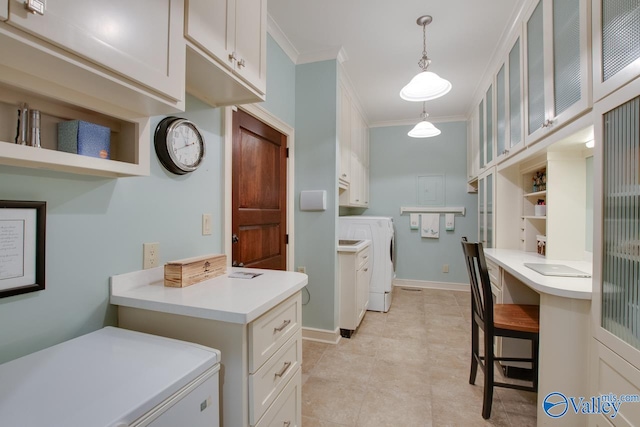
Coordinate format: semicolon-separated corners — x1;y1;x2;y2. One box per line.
0;83;149;177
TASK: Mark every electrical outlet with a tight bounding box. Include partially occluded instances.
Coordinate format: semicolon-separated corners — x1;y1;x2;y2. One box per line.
143;242;160;269
442;264;449;273
202;213;212;235
297;266;306;274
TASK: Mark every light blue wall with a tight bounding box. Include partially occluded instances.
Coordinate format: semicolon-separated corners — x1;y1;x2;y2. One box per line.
0;95;224;364
261;35;296;126
365;122;478;285
294;60;340;331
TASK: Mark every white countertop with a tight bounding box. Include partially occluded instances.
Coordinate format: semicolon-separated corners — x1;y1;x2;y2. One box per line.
110;267;308;324
337;239;371;253
483;249;592;300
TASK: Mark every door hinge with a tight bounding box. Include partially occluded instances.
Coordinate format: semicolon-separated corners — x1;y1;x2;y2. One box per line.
285;234;289;244
286;148;289;158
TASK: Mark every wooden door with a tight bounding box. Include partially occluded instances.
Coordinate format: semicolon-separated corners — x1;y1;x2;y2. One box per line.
232;109;287;270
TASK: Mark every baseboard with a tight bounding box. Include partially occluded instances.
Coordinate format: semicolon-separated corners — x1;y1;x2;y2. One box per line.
393;279;470;293
302;326;341;344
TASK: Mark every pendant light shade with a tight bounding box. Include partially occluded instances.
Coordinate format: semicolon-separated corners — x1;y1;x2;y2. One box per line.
400;15;451;102
408;102;440;138
400;71;452;102
408;120;441;138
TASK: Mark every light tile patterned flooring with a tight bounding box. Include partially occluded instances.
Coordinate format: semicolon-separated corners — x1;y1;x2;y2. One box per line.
301;286;537;426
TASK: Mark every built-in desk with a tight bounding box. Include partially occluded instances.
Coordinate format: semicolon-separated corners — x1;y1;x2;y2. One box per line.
484;249;592;427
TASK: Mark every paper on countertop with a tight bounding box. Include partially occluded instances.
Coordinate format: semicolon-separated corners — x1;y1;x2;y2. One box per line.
229;272;263;279
445;213;455;231
421;213;439;238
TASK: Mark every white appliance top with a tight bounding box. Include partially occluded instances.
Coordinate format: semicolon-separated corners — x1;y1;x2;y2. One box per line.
0;327;220;427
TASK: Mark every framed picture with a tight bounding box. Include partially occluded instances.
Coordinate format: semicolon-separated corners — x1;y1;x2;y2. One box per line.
0;200;46;298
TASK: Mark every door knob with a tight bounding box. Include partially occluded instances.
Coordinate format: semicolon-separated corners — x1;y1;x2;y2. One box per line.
232;234;239;244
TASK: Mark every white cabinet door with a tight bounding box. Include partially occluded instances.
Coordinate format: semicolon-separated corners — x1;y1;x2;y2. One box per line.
235;0;266;94
185;0;234;70
0;0;7;20
186;0;266;96
7;0;184;102
339;85;351;185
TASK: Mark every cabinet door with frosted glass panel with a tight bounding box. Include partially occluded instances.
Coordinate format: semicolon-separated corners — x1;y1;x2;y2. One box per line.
478;86;494;170
524;0;590;145
594;77;640;373
478;169;495;248
495;34;525;163
593;0;640;101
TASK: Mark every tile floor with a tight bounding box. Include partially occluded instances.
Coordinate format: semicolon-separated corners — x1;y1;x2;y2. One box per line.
301;286;537;426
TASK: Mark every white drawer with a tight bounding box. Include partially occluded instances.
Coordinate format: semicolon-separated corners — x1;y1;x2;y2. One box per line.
357;246;370;269
485;259;500;289
249;332;301;425
249;293;301;373
254;369;301;427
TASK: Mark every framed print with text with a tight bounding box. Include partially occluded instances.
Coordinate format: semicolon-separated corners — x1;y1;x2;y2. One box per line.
0;200;46;298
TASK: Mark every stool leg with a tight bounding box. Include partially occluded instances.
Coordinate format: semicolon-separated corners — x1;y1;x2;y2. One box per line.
469;319;479;385
482;331;494;419
532;337;539;391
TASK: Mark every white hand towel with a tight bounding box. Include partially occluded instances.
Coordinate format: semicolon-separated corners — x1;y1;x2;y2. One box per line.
421;213;439;238
445;213;455;231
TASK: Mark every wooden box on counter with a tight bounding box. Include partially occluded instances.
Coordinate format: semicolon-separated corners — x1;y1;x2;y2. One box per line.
164;254;227;288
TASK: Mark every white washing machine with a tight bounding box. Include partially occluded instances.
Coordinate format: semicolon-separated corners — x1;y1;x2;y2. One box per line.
339;216;395;312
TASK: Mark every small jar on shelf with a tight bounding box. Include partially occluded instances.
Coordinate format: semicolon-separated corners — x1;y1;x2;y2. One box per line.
536;235;546;256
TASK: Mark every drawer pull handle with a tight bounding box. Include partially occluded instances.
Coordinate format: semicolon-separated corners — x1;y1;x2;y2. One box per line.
274;319;291;333
275;361;292;378
284;422;291;427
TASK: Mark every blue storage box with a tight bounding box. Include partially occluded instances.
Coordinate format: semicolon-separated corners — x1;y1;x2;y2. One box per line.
57;120;111;159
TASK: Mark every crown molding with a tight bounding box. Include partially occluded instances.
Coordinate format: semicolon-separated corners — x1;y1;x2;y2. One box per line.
370;114;467;128
267;13;299;64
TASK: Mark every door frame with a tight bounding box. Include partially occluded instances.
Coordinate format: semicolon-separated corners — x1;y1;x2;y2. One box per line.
224;104;295;270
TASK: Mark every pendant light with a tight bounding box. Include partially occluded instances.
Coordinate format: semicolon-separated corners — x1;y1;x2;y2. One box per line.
408;102;441;138
400;15;452;102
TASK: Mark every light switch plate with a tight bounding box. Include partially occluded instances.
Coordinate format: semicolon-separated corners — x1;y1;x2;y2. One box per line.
202;213;212;235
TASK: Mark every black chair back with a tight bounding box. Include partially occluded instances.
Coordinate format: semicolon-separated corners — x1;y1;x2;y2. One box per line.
460;237;494;333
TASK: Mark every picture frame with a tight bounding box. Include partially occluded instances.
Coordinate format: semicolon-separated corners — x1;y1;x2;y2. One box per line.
0;200;46;298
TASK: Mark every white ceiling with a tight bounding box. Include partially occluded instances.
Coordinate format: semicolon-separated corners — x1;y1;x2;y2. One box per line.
267;0;528;127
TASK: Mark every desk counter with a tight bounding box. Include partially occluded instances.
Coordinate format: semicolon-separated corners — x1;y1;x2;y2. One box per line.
483;248;592;299
482;249;592;427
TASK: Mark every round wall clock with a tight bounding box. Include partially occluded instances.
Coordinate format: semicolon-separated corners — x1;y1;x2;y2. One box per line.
154;117;206;175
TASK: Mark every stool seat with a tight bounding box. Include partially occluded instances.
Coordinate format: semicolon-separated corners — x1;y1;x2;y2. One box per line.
494;304;539;334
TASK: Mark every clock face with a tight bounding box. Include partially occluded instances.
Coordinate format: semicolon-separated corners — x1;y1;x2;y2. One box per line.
154;117;206;175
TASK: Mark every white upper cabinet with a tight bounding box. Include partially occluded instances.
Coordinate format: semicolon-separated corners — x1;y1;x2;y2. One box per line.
524;0;591;145
338;82;369;208
185;0;267;107
3;0;185;111
593;0;640;102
